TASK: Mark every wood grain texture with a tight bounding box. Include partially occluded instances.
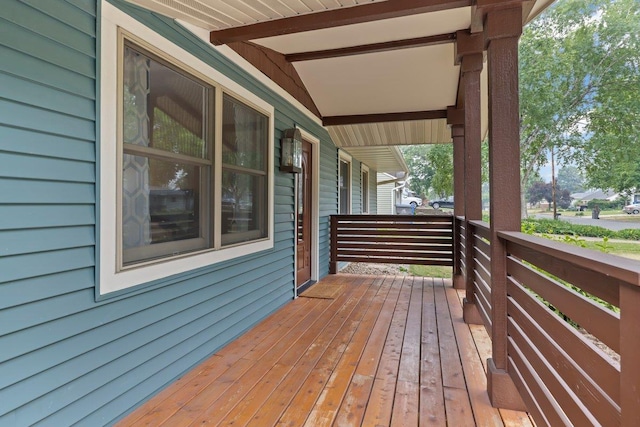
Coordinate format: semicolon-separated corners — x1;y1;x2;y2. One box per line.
118;274;531;426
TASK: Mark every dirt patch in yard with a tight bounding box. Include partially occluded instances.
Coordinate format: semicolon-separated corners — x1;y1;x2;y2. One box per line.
340;262;410;275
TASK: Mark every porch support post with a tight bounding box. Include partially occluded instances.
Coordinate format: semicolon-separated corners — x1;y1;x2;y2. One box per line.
448;108;465;290
456;30;484;325
330;215;338;274
620;283;640;426
484;5;526;411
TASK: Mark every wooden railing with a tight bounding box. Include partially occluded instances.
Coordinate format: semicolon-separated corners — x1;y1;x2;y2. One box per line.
329;215;453;274
330;214;640;424
499;231;640;426
469;220;492;333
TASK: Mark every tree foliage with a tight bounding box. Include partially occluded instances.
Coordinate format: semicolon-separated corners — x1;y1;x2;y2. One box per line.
426;144;454;198
527;180;572;209
557;165;585;194
401;145;434;198
402;142;489;200
519;0;640;199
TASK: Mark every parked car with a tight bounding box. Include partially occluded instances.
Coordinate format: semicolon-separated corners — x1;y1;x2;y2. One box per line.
623;203;640;214
429;197;454;210
401;189;422;207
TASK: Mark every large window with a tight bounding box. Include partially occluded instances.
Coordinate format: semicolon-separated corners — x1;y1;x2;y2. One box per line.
99;5;274;296
361;165;369;214
121;42;213;265
339;152;351;214
120;41;270;267
221;95;268;245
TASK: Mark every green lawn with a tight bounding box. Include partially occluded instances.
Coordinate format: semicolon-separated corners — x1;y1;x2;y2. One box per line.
409;265;453;278
580;239;640;260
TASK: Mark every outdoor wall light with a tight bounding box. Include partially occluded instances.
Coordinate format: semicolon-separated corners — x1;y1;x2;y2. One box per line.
280;128;303;173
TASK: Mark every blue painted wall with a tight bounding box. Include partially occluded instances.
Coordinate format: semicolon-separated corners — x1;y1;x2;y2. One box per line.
0;0;365;424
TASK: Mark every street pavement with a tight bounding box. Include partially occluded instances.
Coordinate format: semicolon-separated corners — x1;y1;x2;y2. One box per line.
534;213;640;231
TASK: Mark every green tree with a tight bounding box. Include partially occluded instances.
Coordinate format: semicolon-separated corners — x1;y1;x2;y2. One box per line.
527;181;553;208
557;165;585;194
519;0;640;213
401;145;434;198
426;144;454;198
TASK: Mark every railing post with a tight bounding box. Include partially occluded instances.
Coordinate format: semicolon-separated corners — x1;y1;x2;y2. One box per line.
452;216;464;288
329;215;338;274
620;283;640;426
484;4;526;411
448;107;465;290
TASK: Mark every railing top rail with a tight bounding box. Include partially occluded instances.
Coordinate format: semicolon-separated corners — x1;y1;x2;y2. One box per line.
499;231;640;288
468;219;490;230
331;214;453;221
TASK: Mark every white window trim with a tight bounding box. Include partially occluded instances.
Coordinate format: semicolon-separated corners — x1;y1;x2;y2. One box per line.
361;164;370;214
338;150;352;215
99;2;274;296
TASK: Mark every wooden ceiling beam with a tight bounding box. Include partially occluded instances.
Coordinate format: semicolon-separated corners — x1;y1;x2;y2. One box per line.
285;33;456;62
210;0;472;45
323;110;448;126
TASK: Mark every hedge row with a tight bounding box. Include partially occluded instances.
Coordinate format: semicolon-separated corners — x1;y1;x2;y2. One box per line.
522;218;640;240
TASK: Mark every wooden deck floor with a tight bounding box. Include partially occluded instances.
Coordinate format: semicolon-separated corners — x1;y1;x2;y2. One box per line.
118;274;533;427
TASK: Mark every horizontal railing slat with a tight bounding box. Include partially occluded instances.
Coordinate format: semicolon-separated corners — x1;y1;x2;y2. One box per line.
337;229;452;237
331;215;454;268
507;256;620;353
508;298;621;426
507;277;620;404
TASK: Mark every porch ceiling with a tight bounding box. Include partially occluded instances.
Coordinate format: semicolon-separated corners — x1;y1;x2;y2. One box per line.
126;0;553;155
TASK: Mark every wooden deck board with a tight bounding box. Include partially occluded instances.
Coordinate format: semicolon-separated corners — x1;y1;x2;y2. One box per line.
118;275;532;427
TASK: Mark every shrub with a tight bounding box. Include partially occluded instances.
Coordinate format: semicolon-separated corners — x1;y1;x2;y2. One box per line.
521;218;623;239
616;229;640;240
587;198;625;210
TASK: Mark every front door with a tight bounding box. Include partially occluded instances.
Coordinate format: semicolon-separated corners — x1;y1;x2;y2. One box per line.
296;140;312;287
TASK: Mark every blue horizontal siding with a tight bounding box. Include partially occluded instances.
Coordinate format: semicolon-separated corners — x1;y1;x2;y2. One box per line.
0;152;95;182
0;72;95;120
0;99;95;141
0;225;95;257
0;44;95;99
0;0;341;424
20;0;97;35
0;268;94;310
0;124;95;162
0;17;95;78
0;179;95;204
0;247;95;285
0;0;96;56
0;205;95;231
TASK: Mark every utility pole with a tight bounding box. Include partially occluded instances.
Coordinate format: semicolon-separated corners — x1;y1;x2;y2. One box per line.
551;147;557;219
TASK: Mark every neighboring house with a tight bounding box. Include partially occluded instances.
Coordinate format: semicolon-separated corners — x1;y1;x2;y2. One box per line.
570;189;620;207
376;172;398;214
0;1;408;424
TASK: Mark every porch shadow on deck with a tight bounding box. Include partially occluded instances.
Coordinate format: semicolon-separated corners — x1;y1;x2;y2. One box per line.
118;274;533;426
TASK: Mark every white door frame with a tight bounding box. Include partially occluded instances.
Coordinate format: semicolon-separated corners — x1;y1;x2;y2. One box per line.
294;127;320;296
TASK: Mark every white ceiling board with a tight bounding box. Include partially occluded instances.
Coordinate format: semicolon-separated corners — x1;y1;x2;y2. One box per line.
254;8;471;54
294;44;459;116
328;119;452;149
337;145;409;174
125;0;385;30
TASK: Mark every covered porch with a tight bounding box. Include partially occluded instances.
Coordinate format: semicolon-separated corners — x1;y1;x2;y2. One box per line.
118;273;532;426
116;0;640;424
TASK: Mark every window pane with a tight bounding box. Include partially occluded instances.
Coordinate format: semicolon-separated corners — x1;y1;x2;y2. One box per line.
222;95;268;170
122;154;207;264
362;171;369;213
123;44;209;159
221;170;266;245
339;160;350;214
